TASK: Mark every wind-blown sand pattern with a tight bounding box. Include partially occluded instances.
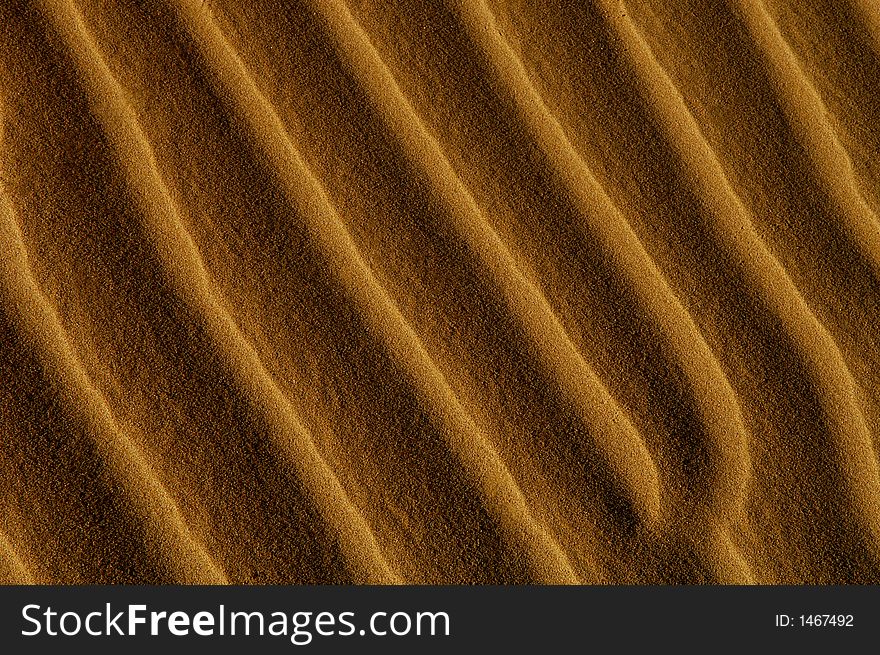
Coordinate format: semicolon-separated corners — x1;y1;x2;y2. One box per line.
1;0;879;584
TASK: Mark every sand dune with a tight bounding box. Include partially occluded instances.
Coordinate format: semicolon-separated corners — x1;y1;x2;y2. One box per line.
0;0;878;583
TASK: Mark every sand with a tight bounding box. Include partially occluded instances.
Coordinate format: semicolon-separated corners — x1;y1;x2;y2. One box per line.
0;0;879;584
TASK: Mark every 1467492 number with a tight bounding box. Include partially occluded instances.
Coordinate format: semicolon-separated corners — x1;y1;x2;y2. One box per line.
799;614;853;627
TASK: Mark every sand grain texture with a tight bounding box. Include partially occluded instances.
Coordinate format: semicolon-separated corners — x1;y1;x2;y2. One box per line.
1;0;879;583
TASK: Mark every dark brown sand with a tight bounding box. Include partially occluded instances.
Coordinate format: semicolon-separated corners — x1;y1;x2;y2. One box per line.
1;0;879;583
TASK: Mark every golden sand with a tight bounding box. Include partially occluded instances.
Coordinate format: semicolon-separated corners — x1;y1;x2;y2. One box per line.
1;0;879;583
